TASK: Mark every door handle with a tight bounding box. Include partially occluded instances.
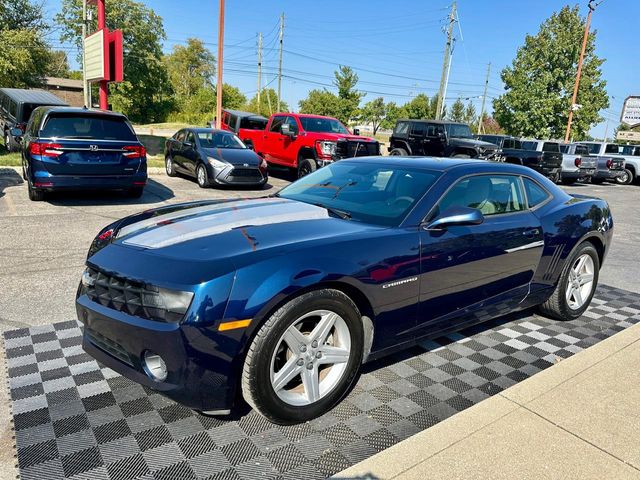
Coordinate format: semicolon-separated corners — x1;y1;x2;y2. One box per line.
523;228;540;238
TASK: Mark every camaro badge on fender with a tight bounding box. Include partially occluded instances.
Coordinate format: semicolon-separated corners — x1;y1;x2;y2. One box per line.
382;276;418;289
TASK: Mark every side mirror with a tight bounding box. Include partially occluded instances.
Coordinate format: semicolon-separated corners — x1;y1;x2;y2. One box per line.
10;128;23;141
353;128;360;136
436;131;445;140
281;123;293;136
424;206;484;230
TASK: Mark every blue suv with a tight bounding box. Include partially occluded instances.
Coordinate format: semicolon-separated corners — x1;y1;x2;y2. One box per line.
13;107;147;201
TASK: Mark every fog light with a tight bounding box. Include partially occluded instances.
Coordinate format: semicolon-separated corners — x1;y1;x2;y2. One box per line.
143;351;167;381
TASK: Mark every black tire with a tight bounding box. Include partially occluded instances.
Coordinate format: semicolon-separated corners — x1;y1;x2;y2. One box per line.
538;242;599;321
241;289;364;425
452;153;471;159
298;158;316;179
128;186;144;198
27;181;45;201
196;164;209;188
561;177;577;185
615;167;634;185
4;130;16;152
591;178;605;184
389;148;408;156
165;155;177;177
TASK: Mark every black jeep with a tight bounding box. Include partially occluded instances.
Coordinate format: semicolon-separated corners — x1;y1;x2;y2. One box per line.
388;119;500;160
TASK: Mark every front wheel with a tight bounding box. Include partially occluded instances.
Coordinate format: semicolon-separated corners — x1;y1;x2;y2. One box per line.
165;155;176;177
538;242;599;321
615;168;634;185
298;158;316;179
242;289;363;424
389;148;408;156
196;164;209;188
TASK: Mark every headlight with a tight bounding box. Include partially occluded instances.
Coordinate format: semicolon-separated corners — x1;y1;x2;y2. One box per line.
143;287;194;323
208;157;229;169
316;141;337;157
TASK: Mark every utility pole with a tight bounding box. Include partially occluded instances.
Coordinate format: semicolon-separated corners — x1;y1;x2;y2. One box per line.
436;2;456;120
96;0;107;109
257;32;262;113
277;12;284;112
565;0;596;142
81;0;89;107
477;62;491;134
215;0;225;129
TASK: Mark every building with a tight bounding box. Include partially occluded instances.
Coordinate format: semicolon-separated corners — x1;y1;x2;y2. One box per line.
43;77;84;107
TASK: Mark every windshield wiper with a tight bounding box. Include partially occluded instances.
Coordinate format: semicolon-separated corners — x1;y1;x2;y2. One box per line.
331;180;358;199
312;202;352;220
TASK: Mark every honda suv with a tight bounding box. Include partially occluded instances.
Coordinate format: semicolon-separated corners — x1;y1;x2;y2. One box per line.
14;107;147;201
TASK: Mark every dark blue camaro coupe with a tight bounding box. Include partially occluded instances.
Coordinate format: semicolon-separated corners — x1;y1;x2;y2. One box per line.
76;157;613;424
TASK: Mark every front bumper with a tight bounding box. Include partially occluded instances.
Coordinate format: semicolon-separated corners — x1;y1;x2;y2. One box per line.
76;293;235;412
209;164;267;186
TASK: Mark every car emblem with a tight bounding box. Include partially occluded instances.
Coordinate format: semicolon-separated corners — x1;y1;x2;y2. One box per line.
89;145;98;151
243;163;249;167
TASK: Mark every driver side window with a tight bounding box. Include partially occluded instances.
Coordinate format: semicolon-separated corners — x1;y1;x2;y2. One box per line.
436;175;526;217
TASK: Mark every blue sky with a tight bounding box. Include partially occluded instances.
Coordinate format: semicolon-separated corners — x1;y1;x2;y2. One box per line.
43;0;638;137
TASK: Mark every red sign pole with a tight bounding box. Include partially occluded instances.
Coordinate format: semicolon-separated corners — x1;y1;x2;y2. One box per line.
97;0;108;110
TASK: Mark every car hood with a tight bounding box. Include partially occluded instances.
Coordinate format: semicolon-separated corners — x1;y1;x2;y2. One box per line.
450;137;497;149
108;197;381;263
303;132;377;143
202;147;261;166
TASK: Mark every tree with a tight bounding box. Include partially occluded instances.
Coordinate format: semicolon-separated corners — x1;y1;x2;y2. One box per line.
333;66;364;124
381;101;401;131
299;90;342;119
478;114;504;134
164;38;216;106
359;97;388;135
493;5;608;139
448;98;465;122
0;0;52;88
400;94;432;120
46;51;71;78
215;84;246;110
463;102;477;126
247;88;288;117
57;0;173;123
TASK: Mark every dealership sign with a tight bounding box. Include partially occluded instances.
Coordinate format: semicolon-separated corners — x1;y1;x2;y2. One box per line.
84;28;124;83
620;96;640;127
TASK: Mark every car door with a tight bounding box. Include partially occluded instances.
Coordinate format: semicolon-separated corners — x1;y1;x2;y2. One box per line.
171;129;187;171
416;173;544;334
408;122;427;155
280;116;301;167
423;123;446;157
263;115;287;165
182;130;198;176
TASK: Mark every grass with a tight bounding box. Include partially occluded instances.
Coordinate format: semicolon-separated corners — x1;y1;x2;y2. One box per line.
0;137;22;166
134;122;190;130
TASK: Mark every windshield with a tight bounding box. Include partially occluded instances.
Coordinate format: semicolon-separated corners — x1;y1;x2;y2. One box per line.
445;123;473;138
198;131;246;149
277;162;440;227
41;113;137;140
299;116;350;134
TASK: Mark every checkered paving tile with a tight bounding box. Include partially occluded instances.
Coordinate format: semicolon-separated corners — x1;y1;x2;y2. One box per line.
3;284;639;479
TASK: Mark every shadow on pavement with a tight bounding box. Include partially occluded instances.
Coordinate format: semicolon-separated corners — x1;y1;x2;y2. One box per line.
44;177;175;206
0;168;24;200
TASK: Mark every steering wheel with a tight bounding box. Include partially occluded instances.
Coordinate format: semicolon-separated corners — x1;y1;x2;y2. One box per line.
388;196;414;208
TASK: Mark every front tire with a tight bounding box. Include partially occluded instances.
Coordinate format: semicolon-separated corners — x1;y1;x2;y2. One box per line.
615;168;634;185
390;148;408;156
538;242;599;321
298;158;316;179
196;164;209;188
165;155;176;177
241;289;363;424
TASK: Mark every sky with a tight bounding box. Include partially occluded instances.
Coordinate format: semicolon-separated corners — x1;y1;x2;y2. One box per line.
42;0;639;138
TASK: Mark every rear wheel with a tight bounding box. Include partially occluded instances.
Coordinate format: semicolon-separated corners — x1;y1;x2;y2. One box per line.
390;148;408;156
615;168;634;185
538;242;599;321
27;181;45;201
298;158;316;179
165;155;176;177
128;186;144;198
242;289;363;424
196;164;209;188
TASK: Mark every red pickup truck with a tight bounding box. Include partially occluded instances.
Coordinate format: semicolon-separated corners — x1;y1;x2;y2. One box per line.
240;112;380;178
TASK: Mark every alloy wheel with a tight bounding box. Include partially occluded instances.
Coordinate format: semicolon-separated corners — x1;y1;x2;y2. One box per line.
165;157;173;175
566;253;595;310
197;166;207;187
270;309;351;406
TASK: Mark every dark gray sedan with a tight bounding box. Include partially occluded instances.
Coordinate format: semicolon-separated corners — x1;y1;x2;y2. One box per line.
164;128;268;188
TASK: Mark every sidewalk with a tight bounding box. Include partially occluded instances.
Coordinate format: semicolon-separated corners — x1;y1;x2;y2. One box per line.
335;320;640;480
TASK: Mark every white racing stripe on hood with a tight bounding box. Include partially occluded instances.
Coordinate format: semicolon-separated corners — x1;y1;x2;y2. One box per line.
117;198;282;239
122;201;329;249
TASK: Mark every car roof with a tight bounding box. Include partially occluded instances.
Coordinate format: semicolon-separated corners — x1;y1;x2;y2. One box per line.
342;156;539;175
397;119;466;125
188;127;235;134
37;106;128;118
0;88;68;105
223;108;267;120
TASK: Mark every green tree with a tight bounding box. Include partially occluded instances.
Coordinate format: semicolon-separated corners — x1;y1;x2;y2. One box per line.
359;97;387;135
247;88;288;117
57;0;173;123
164;38;216;105
463;102;477;126
334;66;364;124
46;50;71;78
299;89;342;119
448;98;465;122
493;5;608;139
400;94;432;119
381;101;401;130
0;0;52;88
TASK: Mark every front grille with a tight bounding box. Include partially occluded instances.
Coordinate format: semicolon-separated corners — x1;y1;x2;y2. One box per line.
335;140;379;159
82;268;182;323
85;327;133;366
227;168;262;183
